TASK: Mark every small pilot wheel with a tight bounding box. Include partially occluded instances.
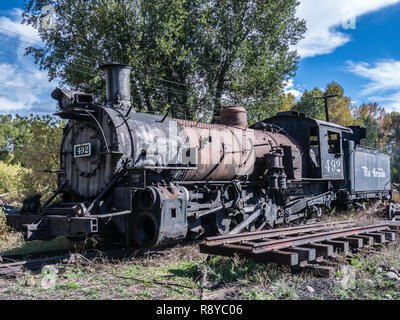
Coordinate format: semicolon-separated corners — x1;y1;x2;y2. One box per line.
310;206;322;218
386;202;395;220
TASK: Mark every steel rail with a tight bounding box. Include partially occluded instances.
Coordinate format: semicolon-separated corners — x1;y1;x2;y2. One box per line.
0;248;130;276
249;223;389;253
203;220;360;246
0;249;76;264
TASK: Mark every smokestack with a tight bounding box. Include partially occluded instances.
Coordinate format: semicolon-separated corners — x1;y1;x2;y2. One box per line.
101;64;132;108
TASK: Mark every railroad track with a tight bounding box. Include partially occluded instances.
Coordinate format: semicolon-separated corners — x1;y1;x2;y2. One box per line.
0;240;194;276
200;220;400;277
0;248;131;276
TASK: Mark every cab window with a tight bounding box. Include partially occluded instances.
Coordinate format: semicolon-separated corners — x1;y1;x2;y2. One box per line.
327;131;340;154
310;127;319;146
309;127;320;168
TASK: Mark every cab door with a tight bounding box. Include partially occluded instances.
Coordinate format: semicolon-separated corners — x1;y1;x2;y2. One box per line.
320;128;344;179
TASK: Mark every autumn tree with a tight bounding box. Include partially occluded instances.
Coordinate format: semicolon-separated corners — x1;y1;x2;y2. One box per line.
353;103;390;148
324;82;353;126
279;93;296;112
291;82;354;126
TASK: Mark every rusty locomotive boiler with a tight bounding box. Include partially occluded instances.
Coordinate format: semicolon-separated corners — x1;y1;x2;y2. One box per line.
6;64;393;248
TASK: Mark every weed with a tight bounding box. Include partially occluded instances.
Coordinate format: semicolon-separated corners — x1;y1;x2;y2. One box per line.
136;291;151;298
242;290;273;300
83;287;101;299
64;266;86;279
55;282;82;290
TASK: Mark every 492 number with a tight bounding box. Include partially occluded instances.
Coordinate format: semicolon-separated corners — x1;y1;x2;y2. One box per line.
325;159;341;173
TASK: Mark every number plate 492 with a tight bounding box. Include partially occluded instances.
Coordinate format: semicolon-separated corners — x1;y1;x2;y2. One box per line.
74;143;92;158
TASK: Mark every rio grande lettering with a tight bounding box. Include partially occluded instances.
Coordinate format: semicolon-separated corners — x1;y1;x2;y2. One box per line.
361;167;386;178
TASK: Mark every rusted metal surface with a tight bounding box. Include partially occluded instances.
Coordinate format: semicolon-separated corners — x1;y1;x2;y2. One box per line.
176;116;303;182
220;106;248;129
243;224;388;252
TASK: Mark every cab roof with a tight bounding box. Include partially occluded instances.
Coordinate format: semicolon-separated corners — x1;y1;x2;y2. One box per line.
267;111;353;133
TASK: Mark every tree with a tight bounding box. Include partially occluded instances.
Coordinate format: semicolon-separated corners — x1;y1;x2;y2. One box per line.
13;115;65;199
324;82;353;126
279;93;296;112
292;87;325;120
196;0;306;122
0;115;29;162
353;102;388;148
23;0;306;121
292;82;355;127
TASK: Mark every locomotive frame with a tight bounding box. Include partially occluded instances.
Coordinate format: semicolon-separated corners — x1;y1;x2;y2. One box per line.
6;64;393;248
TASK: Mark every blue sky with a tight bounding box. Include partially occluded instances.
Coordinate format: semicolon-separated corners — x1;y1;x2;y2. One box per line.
286;0;400;113
1;1;400;115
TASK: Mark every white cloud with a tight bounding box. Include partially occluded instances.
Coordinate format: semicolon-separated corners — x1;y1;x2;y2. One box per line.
0;8;41;44
0;9;57;115
283;79;302;99
296;0;400;58
347;59;400;111
366;93;400;112
0;62;54;113
347;60;400;94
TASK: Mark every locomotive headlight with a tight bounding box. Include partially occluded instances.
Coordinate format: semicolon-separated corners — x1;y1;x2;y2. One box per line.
51;88;93;110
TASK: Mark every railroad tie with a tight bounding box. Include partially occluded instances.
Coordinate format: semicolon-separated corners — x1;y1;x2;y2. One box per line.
381;231;396;242
302;243;334;258
335;237;363;249
351;235;374;246
301;264;336;278
256;250;299;266
281;247;316;263
322;240;349;253
363;233;386;243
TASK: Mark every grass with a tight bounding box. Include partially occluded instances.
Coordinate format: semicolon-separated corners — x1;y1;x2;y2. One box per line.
209;255;290;283
0;241;399;300
55;282;83;290
110;259;202;299
328;242;400;300
0;236;74;255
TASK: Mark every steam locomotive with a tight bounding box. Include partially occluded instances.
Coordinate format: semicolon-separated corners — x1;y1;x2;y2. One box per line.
6;64;392;248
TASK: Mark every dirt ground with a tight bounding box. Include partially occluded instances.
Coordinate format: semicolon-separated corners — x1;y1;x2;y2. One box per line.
0;239;400;300
1;207;400;300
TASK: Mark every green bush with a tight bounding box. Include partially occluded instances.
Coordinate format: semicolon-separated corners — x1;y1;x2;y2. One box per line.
13;115;64;200
0;161;27;204
0;207;9;238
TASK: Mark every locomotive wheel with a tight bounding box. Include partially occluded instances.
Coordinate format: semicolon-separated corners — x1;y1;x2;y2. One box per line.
214;210;234;235
132;211;159;248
